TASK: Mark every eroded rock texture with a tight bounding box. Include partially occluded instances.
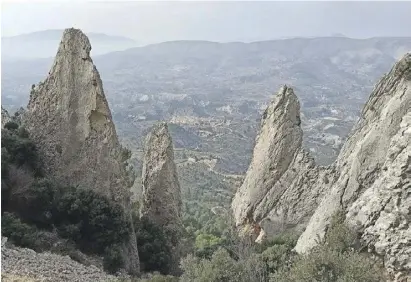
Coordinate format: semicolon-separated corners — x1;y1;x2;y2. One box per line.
22;28;140;275
140;122;183;273
232;53;411;278
231;86;333;238
297;53;411;279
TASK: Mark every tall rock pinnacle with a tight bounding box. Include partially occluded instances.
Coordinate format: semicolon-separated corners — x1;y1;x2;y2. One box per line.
140;122;183;273
23;28;140;274
232;86;331;239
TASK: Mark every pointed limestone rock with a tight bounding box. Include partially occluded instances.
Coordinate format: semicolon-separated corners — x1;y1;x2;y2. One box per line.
141;122;183;273
23;28;140;275
232;86;332;238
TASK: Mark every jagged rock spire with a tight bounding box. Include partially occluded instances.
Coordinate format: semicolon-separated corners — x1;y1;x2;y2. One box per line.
25;27;123;200
232;85;331;239
140;122;183;273
23;28;140;274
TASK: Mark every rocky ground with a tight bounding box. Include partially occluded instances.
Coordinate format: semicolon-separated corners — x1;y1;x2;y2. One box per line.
1;237;121;282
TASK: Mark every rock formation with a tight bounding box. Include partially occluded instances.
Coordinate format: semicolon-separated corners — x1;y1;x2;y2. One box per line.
22;28;140;275
140;122;183;273
231;86;333;239
232;53;411;278
296;53;411;278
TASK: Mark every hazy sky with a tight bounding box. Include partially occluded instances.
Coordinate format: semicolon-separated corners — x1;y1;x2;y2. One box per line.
2;1;411;43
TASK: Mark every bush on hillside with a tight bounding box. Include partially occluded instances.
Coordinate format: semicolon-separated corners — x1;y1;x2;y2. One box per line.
270;212;385;282
2;212;39;249
1;127;42;176
4;121;19;131
194;233;224;259
324;210;358;253
2;177;132;273
135;217;172;274
180;248;243;282
270;246;385;282
103;244;125;274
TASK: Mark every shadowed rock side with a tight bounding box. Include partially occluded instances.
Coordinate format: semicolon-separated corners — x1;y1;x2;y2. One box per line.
22;28;140;275
232;53;411;278
231;86;332;239
140;122;183;273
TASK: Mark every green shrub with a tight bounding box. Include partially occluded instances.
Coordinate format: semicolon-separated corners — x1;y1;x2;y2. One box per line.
270;212;385;282
180;248;243;282
1;212;57;252
194;233;224;258
54;186;131;254
254;231;299;255
261;244;293;274
4;121;19;131
3;177;131;269
2;212;37;248
135;217;172;274
1;127;42;176
270;246;385;282
324;210;358;253
103;244;124;274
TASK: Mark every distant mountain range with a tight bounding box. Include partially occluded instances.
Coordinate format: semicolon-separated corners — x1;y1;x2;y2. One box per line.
2;35;411;169
1;29;139;59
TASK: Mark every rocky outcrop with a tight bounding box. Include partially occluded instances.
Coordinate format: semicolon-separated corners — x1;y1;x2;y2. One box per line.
296;53;411;278
140;122;183;273
231;86;333;238
22;28;139;274
232;53;411;277
345;112;411;280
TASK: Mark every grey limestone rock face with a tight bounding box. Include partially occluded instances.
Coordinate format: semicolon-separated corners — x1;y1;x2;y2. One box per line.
22;28;140;275
232;53;411;278
140;122;183;273
296;53;411;278
231;86;333;237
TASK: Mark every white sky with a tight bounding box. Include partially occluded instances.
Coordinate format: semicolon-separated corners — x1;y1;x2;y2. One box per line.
2;1;411;43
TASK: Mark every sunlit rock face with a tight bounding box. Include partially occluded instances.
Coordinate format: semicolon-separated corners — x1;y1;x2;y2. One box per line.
23;28;140;275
